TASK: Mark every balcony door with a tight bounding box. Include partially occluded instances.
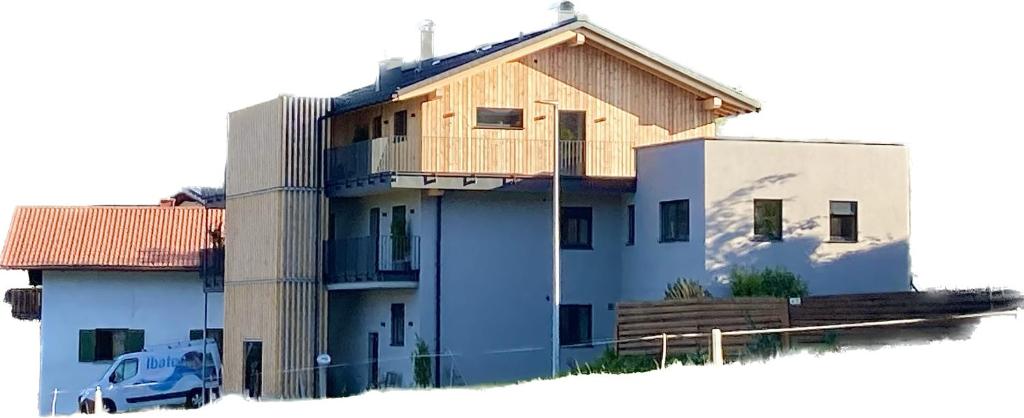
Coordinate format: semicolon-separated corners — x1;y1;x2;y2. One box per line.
558;110;586;176
369;208;380;273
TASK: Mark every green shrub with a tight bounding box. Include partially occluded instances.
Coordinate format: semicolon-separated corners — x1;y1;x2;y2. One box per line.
566;348;707;376
411;336;432;388
664;278;712;300
729;266;809;298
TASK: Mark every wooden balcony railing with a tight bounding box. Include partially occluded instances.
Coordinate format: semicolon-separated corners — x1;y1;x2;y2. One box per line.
325;136;635;185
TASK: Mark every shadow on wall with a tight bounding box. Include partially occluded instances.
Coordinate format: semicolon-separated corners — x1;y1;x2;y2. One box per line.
700;173;910;296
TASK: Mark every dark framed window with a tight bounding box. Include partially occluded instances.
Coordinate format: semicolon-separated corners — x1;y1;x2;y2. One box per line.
626;204;635;246
79;329;144;362
190;328;225;358
390;303;405;347
561;207;593;249
476;107;523;129
353;123;370;142
753;199;783;241
829;201;858;242
659;200;689;242
393;111;408;138
559;305;592;347
372;116;383;139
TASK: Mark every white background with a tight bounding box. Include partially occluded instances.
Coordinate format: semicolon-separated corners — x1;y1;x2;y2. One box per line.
1;0;1022;415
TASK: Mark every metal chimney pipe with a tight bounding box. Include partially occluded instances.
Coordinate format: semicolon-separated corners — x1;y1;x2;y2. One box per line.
420;20;435;60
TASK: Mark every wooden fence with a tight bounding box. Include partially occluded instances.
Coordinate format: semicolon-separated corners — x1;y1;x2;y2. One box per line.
616;289;1021;359
4;287;41;320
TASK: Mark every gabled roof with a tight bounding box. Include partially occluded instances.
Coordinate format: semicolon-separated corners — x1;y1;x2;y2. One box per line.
0;205;224;272
330;18;759;116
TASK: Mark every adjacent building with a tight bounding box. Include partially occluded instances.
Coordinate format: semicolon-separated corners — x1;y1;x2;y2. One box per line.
0;197;225;414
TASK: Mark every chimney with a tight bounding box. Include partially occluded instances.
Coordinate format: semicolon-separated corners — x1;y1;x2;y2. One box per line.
159;198;176;207
420;20;435;61
376;57;404;92
557;1;576;23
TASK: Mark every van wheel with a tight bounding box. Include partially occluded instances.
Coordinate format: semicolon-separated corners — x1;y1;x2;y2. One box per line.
185;389;204;409
102;399;117;414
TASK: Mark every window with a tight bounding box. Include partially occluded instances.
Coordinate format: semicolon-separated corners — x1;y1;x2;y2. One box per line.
372;116;383;139
393;110;408;138
626;204;635;246
559;305;592;347
476;107;523;129
353;123;370;142
659;200;689;242
190;328;225;358
110;358;139;384
390;303;405;347
79;329;144;362
561;207;593;249
829;201;858;242
753;199;783;241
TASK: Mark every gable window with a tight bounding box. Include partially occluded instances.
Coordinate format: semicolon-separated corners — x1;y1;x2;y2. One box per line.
561;207;593;249
829;201;858;242
559;305;592;347
626;204;635;246
659;200;689;242
476;107;523;129
79;329;144;362
753;199;783;241
190;328;225;358
390;303;405;347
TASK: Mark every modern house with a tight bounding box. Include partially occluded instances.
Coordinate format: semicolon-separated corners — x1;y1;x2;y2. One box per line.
223;7;909;401
0;196;225;415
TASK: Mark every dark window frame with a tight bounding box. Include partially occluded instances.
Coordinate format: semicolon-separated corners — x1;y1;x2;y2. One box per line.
753;199;784;242
626;204;635;246
659;200;690;243
372;116;383;139
559;304;593;347
560;207;593;250
829;200;859;243
475;107;524;129
390;303;405;347
79;328;144;363
393;110;408;138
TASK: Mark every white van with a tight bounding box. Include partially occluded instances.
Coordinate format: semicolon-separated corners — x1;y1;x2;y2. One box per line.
78;339;221;414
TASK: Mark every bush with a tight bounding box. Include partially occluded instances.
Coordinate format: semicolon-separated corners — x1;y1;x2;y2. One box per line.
664;278;712;300
411;335;432;388
729;266;808;298
566;348;708;376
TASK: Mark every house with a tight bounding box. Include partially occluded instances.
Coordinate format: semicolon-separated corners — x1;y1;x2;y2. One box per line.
0;198;225;415
222;6;909;400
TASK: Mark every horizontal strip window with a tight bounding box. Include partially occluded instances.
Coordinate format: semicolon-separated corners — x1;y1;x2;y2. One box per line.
476;107;523;129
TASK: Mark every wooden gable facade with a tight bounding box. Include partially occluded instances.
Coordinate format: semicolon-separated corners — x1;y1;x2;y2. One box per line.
328;25;752;179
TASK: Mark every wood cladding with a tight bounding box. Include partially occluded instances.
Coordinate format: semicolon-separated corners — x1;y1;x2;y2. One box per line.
224;96;330;399
330;42;718;178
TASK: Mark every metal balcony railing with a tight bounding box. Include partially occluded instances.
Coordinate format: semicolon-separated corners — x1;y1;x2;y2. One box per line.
325;136;634;185
324;235;420;284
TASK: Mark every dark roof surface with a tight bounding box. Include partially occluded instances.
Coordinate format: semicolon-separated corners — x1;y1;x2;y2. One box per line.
329;18;579;116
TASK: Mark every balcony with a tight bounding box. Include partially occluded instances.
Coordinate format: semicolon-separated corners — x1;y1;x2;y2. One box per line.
325;136;634;188
324;235;420;289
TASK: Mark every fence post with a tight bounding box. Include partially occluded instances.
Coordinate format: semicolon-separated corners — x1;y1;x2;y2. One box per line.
94;386;104;415
660;333;668;369
51;388;58;416
317;353;331;399
711;329;724;366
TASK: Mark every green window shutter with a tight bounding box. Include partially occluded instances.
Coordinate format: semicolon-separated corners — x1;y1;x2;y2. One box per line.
79;330;96;362
126;329;145;353
190;329;203;341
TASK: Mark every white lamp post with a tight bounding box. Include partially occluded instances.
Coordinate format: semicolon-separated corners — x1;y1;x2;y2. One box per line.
536;99;560;377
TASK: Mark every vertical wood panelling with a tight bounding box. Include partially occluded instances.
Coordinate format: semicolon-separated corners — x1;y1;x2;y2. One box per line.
225;96;330;399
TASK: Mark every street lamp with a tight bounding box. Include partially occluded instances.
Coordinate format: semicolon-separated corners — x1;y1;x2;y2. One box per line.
535;99;560;377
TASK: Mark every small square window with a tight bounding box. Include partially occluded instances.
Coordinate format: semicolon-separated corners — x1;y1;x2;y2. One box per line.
659;200;689;242
753;199;783;241
561;207;593;249
559;305;592;347
829;201;858;242
476;107;524;129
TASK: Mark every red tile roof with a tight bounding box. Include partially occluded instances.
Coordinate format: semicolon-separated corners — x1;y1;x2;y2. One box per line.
1;206;224;271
